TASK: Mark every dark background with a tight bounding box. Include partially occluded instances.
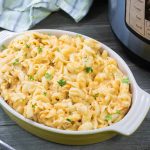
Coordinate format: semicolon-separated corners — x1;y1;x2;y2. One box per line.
0;0;150;150
145;0;150;21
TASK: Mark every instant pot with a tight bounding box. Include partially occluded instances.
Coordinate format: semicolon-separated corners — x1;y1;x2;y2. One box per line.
109;0;150;62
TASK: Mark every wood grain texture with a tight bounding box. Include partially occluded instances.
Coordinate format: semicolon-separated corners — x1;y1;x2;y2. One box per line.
0;0;150;150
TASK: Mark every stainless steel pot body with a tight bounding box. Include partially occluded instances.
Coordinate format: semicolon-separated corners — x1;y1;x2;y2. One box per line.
109;0;150;62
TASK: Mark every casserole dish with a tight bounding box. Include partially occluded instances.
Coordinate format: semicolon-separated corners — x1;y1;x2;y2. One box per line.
0;29;150;145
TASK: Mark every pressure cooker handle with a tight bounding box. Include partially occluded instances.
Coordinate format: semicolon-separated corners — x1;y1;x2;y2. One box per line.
113;87;150;136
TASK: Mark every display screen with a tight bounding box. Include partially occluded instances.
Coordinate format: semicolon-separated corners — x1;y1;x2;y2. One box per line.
126;0;150;40
145;0;150;21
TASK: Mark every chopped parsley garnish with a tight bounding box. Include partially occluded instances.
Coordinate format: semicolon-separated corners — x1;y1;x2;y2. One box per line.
43;92;47;96
116;110;121;114
122;77;129;84
1;44;6;50
93;93;99;99
57;79;66;87
12;59;19;65
29;76;34;81
32;104;36;109
105;115;112;121
38;47;42;53
66;118;72;123
45;73;52;80
26;44;30;48
85;67;93;73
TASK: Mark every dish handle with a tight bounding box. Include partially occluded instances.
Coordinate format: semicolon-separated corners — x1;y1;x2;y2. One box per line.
0;30;15;41
112;87;150;136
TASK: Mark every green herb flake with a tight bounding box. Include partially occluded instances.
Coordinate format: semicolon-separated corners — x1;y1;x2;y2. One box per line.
1;44;6;50
66;118;72;123
12;59;19;66
85;67;93;73
116;110;121;114
29;76;34;81
45;73;52;80
122;77;129;84
105;115;112;121
26;44;30;48
93;93;99;99
38;47;42;53
43;92;47;96
57;79;66;87
32;104;36;109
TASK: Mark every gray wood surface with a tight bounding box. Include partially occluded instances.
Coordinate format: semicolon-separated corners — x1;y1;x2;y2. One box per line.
0;1;150;150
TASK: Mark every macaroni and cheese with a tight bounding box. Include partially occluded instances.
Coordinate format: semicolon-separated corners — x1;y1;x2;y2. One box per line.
0;32;132;131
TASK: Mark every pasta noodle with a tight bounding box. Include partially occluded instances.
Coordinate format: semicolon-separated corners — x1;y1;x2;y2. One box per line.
0;32;132;131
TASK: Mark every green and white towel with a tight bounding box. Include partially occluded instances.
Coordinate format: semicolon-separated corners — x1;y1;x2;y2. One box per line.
0;0;93;32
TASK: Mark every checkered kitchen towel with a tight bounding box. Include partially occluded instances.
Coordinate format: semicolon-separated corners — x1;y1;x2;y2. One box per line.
0;0;93;32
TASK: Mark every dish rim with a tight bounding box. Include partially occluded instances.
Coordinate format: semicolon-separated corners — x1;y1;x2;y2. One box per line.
0;29;139;135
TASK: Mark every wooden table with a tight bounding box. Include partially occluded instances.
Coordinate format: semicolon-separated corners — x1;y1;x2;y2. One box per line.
0;1;150;150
